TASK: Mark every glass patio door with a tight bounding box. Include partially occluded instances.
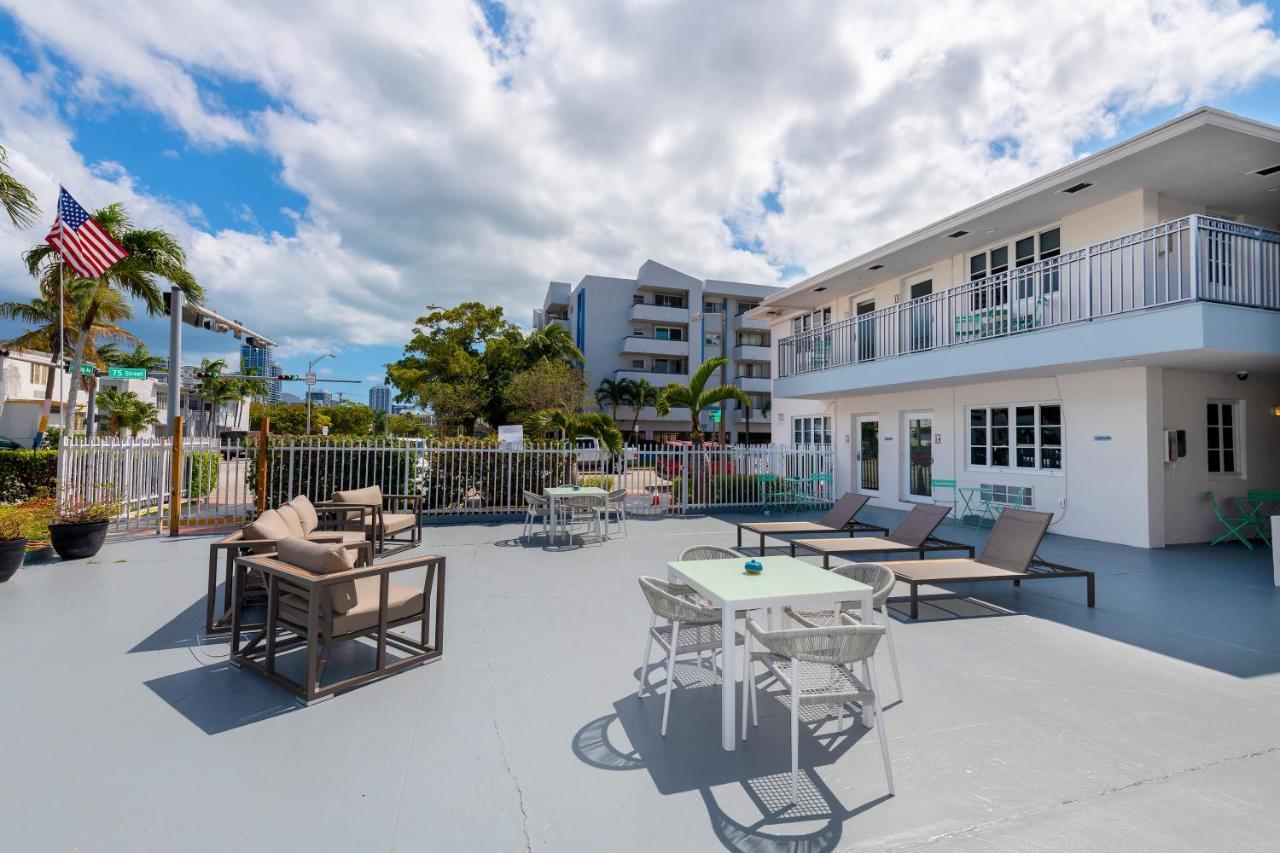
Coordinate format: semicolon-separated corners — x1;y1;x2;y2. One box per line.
856;416;879;492
904;413;933;501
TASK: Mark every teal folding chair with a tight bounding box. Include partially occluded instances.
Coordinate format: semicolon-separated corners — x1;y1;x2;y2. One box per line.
1207;490;1254;550
759;474;797;513
930;478;958;519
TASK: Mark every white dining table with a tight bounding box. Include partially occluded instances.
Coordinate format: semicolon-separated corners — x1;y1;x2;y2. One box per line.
544;485;608;543
666;555;875;751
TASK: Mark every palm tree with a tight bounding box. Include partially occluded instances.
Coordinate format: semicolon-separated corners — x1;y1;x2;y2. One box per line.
524;323;584;364
23;202;202;437
525;408;624;454
594;378;630;421
0;145;38;228
97;343;167;371
229;375;268;431
657;357;749;448
97;387;159;436
193;358;238;437
1;281;138;436
622;378;666;443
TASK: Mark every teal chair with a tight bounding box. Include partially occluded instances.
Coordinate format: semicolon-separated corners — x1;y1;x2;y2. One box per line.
930;478;958;520
759;474;797;513
1207;490;1255;550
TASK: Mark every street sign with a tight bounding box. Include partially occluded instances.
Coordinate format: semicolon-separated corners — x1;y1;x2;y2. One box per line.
107;367;147;379
66;363;95;376
303;372;317;384
709;408;722;423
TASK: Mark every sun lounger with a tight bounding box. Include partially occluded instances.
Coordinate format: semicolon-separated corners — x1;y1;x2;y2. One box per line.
788;503;966;567
736;492;890;555
878;508;1095;618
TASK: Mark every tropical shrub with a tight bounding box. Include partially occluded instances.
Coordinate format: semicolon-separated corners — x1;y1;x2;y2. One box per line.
185;450;220;499
0;449;58;503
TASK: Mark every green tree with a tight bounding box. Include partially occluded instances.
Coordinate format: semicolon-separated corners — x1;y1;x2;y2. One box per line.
525;409;624;454
594;377;630;421
506;359;586;423
97;343;167;371
326;402;374;435
657;357;749;448
387;412;429;437
0;144;38;228
96;387;159;436
23;202;202;436
192;358;240;437
621;378;666;442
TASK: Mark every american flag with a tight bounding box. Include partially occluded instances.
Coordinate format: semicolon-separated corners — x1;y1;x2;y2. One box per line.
45;187;129;278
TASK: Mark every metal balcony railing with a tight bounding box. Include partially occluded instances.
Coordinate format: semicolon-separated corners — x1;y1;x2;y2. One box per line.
777;215;1280;377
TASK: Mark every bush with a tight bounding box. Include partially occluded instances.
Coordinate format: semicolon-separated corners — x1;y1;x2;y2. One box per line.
671;473;767;506
0;497;55;547
577;474;614;490
0;450;58;503
185;450;220;499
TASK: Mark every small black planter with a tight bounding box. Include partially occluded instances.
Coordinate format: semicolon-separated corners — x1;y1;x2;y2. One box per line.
0;539;24;583
48;520;110;560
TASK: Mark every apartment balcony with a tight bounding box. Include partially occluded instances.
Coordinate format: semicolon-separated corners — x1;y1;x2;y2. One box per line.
775;215;1280;398
732;343;771;362
732;312;769;331
734;375;772;393
619;336;689;357
617;404;692;424
629;303;689;324
613;368;689;386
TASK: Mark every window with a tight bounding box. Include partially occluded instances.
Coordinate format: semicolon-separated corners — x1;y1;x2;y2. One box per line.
654;327;684;342
969;403;1061;471
633;294;645;305
792;416;832;446
29;363;49;386
790;307;831;334
655;293;684;308
736;301;759;315
1207;401;1240;474
631;327;644;336
703;300;720;314
630;359;645;369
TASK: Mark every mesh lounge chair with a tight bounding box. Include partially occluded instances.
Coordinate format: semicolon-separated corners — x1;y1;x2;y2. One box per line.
205;496;374;635
320;485;423;557
788;503;969;568
740;618;893;802
231;537;445;705
879;508;1095;619
736;492;890;555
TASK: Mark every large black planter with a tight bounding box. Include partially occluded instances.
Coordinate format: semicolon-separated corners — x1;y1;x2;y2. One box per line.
48;521;110;560
0;539;24;583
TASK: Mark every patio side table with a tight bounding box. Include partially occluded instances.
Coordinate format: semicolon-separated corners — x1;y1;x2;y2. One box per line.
544;486;608;543
666;555;874;752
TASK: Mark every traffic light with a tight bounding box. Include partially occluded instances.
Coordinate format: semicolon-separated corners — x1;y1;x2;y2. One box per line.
277;374;302;381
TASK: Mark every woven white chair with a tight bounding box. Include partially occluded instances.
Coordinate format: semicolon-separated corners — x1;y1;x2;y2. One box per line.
637;575;729;736
741;617;893;802
522;490;550;540
600;488;629;539
562;493;606;543
786;563;902;700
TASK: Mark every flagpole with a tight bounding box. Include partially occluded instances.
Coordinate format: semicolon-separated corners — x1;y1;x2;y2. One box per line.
58;257;65;435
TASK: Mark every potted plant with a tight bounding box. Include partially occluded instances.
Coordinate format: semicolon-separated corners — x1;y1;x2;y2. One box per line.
0;519;25;583
48;490;117;560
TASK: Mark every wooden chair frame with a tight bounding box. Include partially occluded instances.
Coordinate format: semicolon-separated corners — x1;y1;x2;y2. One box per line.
230;550;445;705
316;493;424;557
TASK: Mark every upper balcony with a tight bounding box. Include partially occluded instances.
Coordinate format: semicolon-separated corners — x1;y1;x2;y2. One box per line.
733;343;771;362
629;303;689;324
613;368;689;386
776;215;1280;396
732;312;769;332
619;336;689;357
734;375;771;394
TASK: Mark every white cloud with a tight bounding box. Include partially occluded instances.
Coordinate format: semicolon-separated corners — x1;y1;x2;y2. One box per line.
0;0;1277;359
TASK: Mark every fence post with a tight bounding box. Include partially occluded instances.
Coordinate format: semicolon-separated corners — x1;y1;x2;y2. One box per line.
256;417;270;514
168;417;183;537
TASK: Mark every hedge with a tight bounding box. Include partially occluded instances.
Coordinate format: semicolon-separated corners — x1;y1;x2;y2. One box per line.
0;450;58;503
185;450;220;500
671;473;770;506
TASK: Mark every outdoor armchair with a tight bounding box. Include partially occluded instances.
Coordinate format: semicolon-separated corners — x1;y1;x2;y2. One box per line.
736;492;891;555
320;485;424;557
231;537;445;705
205;496;374;635
740;618;892;802
522;490;550;541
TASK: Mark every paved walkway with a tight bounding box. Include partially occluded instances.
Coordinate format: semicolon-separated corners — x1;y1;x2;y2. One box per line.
0;507;1277;851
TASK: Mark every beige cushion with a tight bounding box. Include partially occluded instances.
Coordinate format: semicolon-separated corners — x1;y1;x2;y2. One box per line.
244;509;293;552
276;537;359;613
331;577;425;635
306;530;368;545
276;504;306;537
287;495;320;534
365;512;416;534
332;485;383;506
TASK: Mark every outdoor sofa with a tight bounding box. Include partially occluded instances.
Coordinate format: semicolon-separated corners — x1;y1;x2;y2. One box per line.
230;537;445;705
878;508;1095;618
736;492;890;555
319;485;423;557
787;503;969;567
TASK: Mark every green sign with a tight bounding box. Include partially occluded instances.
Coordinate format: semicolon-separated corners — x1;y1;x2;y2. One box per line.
709;408;722;423
72;364;95;375
108;366;148;379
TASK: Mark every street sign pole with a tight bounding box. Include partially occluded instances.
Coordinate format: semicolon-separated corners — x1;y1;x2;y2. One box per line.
168;286;183;437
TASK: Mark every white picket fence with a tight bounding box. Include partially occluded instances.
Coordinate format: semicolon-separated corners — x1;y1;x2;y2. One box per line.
55;437;837;532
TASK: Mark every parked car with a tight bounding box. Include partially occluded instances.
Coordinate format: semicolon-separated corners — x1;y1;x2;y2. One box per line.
0;435;24;450
575;436;606;469
654;440;736;478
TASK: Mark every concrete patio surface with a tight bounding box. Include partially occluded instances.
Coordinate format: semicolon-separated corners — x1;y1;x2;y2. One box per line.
1;506;1278;852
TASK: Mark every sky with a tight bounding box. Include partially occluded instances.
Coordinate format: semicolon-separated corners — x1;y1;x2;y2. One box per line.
0;0;1278;403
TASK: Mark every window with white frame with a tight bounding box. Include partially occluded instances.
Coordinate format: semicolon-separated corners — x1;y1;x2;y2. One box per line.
654;326;685;341
1206;401;1240;474
968;403;1062;471
793;416;832;446
790;307;831;334
29;363;49;386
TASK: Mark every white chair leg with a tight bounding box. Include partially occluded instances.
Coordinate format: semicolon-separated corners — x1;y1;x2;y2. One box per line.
661;620;680;736
836;700;844;732
880;607;903;701
740;630;752;739
790;659;801;803
866;663;895;795
637;613;656;698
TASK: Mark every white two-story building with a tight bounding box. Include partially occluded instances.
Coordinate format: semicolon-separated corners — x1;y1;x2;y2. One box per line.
755;108;1280;548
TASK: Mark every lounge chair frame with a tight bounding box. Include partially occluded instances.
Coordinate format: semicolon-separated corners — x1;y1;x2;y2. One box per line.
230;550;445;705
896;555;1095;619
735;492;890;555
786;502;969;567
788;535;974;568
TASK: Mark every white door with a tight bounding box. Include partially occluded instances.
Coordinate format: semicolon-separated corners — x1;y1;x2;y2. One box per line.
855;415;880;494
902;411;933;502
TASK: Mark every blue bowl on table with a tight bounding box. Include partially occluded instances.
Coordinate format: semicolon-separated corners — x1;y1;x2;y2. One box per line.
744;559;763;575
